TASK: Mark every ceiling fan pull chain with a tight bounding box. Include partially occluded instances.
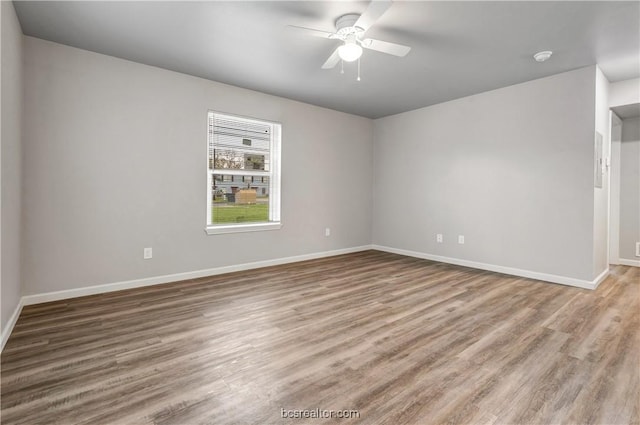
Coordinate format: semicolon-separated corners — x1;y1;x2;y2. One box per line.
357;57;361;81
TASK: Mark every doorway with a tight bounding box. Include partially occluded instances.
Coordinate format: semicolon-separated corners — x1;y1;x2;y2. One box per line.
609;103;640;267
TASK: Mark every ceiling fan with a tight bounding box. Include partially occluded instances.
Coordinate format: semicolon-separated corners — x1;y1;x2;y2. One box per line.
288;0;411;76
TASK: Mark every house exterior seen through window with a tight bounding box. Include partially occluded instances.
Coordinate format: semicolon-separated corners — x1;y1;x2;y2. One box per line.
206;112;281;234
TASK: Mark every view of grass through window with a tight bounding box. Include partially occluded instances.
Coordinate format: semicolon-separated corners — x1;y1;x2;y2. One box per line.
211;174;270;224
212;201;269;223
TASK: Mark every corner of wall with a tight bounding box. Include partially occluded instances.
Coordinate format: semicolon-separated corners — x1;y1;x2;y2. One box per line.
593;66;610;279
0;0;3;349
0;0;25;346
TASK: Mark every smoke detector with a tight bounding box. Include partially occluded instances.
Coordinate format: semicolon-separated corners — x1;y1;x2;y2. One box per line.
534;51;553;62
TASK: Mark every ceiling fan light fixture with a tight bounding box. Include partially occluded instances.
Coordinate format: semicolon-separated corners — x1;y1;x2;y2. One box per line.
338;42;363;62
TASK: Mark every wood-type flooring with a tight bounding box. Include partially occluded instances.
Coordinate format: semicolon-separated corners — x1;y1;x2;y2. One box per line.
2;251;638;424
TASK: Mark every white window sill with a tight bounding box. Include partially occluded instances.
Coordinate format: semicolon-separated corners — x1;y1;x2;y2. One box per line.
205;222;282;235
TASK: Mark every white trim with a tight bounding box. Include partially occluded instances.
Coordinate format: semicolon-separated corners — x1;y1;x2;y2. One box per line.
211;169;270;177
6;245;613;349
205;222;282;235
618;258;640;267
206;111;282;229
372;245;607;290
609;112;622;267
18;246;615;307
1;299;23;351
270;123;281;223
21;245;372;306
206;171;212;229
592;267;610;289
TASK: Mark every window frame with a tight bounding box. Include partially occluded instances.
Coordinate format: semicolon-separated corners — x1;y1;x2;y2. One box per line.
205;111;282;235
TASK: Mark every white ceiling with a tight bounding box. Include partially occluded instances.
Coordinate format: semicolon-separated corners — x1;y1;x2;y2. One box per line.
14;1;640;119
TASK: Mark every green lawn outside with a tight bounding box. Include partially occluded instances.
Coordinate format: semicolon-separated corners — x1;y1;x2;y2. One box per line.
212;203;269;224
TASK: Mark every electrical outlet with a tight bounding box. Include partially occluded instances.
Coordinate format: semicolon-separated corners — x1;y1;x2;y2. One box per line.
144;247;153;259
436;234;443;243
458;235;465;244
325;228;331;237
636;242;640;257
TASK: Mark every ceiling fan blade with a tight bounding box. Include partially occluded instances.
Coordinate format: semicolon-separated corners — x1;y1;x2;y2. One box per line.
361;38;411;57
354;0;392;33
286;25;335;39
321;48;341;69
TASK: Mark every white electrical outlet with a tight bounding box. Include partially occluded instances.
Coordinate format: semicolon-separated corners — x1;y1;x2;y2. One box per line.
436;234;443;243
144;247;153;259
458;235;465;244
325;228;331;237
636;242;640;257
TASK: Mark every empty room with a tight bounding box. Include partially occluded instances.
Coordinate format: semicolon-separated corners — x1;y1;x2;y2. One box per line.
1;1;639;424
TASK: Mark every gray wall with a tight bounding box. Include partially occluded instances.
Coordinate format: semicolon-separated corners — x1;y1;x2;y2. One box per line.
22;37;373;295
1;1;23;333
8;34;623;304
372;66;597;281
610;78;640;108
619;117;640;261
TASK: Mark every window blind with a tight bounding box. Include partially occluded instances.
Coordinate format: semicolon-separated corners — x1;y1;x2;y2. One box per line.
209;114;272;171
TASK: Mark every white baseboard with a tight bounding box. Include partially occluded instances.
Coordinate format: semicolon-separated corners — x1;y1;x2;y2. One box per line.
372;245;607;290
618;258;640;267
1;299;24;351
21;245;373;306
592;267;610;289
4;244;610;351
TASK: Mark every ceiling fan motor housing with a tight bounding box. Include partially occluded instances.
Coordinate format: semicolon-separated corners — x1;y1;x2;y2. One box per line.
335;14;364;38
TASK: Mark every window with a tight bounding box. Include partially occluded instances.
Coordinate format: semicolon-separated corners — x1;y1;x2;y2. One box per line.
206;112;281;234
